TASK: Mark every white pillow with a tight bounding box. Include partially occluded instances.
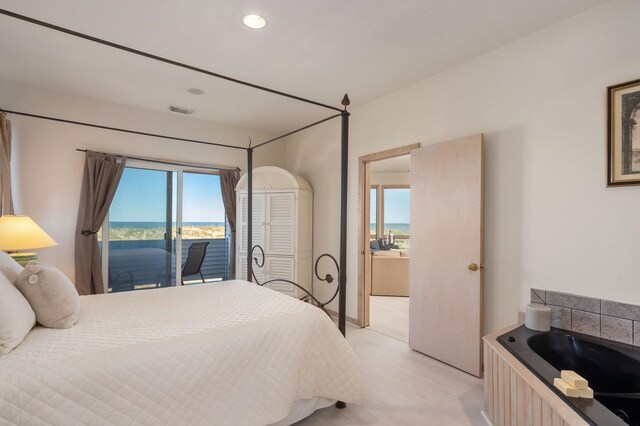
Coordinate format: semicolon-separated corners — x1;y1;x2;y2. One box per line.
0;272;36;355
16;262;80;329
0;250;23;284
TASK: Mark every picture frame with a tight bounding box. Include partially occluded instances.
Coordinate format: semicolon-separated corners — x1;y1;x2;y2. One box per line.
607;77;640;186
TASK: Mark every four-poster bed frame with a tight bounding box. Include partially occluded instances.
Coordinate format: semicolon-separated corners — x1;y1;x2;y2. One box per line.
0;8;350;338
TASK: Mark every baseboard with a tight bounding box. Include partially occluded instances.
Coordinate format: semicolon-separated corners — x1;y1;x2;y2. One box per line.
480;409;493;426
325;308;360;327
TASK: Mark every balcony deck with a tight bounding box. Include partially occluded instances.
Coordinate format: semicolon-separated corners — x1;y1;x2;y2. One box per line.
105;238;229;292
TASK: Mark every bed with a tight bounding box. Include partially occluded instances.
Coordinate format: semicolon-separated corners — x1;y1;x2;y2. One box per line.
0;9;358;425
0;281;361;425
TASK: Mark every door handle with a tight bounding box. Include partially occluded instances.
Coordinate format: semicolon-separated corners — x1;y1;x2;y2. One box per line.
468;263;481;272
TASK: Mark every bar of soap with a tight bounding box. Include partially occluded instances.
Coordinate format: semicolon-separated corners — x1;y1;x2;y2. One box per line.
554;378;580;397
561;370;588;389
578;387;594;399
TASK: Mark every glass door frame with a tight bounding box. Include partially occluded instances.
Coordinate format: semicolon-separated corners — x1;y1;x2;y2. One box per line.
101;159;221;293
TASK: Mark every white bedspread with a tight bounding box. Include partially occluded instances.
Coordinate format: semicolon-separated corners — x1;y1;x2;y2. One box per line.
0;280;361;425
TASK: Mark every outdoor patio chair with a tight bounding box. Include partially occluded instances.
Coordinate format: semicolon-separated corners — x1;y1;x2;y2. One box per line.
181;241;209;284
110;270;134;292
156;241;210;286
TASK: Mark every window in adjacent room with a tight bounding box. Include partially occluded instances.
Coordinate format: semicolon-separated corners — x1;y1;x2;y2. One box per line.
370;187;378;240
382;186;410;250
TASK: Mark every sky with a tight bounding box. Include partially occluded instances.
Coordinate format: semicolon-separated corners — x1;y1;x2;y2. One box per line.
110;167;226;222
111;167;409;224
370;187;410;224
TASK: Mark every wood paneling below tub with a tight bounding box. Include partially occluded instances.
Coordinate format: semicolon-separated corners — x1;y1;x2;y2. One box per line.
483;325;589;426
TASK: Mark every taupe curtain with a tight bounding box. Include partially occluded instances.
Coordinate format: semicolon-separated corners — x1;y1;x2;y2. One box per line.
0;113;14;215
219;169;240;279
75;151;126;295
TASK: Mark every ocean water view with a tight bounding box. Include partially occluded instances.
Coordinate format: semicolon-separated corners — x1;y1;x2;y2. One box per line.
370;223;410;234
370;223;410;249
109;221;226;240
110;221;225;228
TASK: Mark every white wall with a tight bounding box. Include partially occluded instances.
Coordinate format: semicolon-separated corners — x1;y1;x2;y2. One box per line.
2;82;285;281
371;172;410;186
286;0;640;333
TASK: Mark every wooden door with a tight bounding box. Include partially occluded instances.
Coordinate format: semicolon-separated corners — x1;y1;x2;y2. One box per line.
409;134;484;377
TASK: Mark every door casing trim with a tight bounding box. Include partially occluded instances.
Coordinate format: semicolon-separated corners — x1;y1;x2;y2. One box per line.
357;143;420;327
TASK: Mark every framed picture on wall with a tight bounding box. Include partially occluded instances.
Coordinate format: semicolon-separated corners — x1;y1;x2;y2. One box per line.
608;77;640;186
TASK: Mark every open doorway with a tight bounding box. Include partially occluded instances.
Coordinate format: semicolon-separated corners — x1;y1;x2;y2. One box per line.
369;156;411;342
358;136;484;376
358;143;419;343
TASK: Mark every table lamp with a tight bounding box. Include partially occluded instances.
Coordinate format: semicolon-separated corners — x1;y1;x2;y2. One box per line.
0;215;58;266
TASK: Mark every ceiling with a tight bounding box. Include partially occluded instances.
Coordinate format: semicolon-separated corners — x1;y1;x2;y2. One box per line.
0;0;607;133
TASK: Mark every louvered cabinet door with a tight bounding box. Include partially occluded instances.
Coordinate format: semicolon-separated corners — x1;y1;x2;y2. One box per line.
265;193;295;256
238;193;266;253
264;256;295;294
237;255;266;283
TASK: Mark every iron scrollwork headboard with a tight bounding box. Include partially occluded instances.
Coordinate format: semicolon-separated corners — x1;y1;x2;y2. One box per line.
250;244;340;319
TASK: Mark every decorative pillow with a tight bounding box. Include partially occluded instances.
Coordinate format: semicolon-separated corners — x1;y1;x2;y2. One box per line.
0;250;23;284
0;272;36;355
16;262;80;329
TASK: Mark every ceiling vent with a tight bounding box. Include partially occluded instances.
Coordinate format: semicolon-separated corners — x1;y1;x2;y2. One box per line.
168;105;194;115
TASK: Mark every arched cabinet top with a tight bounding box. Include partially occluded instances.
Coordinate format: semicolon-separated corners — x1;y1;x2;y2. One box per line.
236;166;312;192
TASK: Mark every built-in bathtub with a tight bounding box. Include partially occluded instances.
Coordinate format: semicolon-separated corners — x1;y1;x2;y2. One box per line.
498;326;640;425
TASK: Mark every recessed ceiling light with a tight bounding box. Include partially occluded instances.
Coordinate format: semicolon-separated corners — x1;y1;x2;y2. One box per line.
243;14;267;29
187;88;205;95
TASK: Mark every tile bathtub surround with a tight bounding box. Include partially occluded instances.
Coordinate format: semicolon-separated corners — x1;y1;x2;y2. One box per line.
601;316;633;345
549;305;571;330
530;288;640;347
571;310;600;337
601;299;640;321
544;291;600;314
530;289;545;304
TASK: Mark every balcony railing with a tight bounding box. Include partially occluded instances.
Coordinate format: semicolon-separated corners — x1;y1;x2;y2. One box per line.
104;238;229;292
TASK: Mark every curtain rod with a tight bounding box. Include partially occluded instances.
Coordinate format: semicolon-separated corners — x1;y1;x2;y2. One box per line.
75;149;240;172
0;8;343;114
0;109;246;150
252;113;342;149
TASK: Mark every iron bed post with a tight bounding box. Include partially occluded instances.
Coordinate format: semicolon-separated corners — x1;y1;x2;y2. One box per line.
338;103;350;337
247;147;253;283
334;98;350;411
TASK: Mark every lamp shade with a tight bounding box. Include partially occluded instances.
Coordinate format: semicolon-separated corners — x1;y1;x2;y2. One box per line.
0;215;58;251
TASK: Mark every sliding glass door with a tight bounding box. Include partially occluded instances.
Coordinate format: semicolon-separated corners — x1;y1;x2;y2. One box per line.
101;162;228;293
105;167;177;292
181;172;227;285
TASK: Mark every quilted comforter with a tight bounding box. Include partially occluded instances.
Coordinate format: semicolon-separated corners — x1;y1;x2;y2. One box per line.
0;280;361;425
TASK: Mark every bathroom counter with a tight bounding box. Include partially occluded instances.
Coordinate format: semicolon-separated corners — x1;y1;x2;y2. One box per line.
483;324;589;426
